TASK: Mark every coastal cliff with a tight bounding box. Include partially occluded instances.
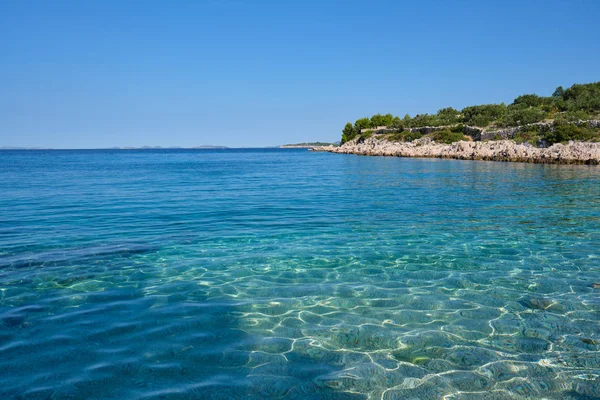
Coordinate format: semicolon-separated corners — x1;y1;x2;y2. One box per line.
312;137;600;165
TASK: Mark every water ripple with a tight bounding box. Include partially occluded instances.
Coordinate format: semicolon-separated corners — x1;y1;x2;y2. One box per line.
0;149;599;399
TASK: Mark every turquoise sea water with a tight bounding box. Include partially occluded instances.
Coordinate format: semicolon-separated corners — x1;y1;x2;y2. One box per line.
1;149;599;399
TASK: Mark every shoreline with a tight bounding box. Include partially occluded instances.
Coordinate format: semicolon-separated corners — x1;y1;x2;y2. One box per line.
311;137;600;165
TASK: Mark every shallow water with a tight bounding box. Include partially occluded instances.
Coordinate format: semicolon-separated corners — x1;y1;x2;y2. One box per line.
1;149;599;399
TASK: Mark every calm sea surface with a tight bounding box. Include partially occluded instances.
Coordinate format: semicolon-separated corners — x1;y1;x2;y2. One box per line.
1;149;600;399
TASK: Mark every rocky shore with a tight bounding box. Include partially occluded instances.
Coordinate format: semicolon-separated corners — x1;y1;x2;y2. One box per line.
312;137;600;165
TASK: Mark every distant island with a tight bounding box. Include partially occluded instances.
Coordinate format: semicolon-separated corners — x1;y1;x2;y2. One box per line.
313;82;600;164
280;142;337;148
0;146;50;150
119;145;230;150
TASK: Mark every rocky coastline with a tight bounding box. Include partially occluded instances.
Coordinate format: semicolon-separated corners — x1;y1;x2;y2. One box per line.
311;137;600;165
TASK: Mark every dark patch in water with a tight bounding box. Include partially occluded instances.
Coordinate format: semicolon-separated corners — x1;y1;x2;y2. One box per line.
520;296;553;310
1;315;24;328
0;244;160;270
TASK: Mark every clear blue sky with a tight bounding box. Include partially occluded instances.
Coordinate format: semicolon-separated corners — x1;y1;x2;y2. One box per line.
1;0;599;148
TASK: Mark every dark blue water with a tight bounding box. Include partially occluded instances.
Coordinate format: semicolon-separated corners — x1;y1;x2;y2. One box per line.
1;149;599;399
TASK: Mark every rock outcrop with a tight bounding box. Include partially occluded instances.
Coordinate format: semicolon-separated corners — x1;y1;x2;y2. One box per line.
312;137;600;165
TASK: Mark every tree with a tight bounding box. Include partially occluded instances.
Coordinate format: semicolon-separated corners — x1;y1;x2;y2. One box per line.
382;113;395;126
544;124;590;145
370;113;395;127
513;94;543;108
501;106;546;127
461;104;506;127
552;86;565;99
436;107;460;125
354;117;373;131
341;122;356;144
390;116;404;131
564;82;600;112
411;113;438;127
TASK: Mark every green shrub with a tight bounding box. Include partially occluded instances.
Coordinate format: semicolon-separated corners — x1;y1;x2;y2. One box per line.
387;130;422;142
564;82;600;112
404;131;423;142
451;124;465;133
513;129;540;145
500;106;546;127
563;110;590;122
544;124;588;145
461;104;507;127
356;134;371;144
411;113;440;127
431;129;465;144
387;132;403;142
436;108;461;125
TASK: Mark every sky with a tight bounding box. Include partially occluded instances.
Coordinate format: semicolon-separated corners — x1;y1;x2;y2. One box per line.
1;0;599;148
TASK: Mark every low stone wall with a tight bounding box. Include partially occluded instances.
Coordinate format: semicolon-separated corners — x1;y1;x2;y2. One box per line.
312;137;600;165
478;120;600;141
389;120;600;142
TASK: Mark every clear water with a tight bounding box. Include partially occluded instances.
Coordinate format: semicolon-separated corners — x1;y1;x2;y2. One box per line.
1;149;599;400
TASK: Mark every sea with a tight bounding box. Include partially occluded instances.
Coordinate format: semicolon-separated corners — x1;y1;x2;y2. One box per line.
1;148;599;399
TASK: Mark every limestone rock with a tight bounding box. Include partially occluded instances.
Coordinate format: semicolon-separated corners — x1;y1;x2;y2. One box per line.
312;137;600;165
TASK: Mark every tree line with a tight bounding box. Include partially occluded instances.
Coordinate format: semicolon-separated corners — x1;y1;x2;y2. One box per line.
341;82;600;144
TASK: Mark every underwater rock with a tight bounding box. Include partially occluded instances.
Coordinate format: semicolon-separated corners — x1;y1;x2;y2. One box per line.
382;382;446;400
558;353;600;369
430;371;492;392
522;326;552;340
560;335;600;351
479;361;556;381
248;375;297;398
315;362;426;394
582;298;600;311
443;391;519;400
520;296;553;310
1;314;25;328
444;346;500;368
253;337;294;354
220;350;250;367
422;358;459;373
492;336;550;353
562;373;600;399
391;346;447;365
495;376;558;397
490;315;521;335
246;351;287;368
400;330;462;349
326;324;402;351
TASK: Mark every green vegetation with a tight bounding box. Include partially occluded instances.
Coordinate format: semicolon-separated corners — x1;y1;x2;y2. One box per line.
513;126;540;145
387;130;423;143
515;121;600;146
431;129;468;144
340;82;600;145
